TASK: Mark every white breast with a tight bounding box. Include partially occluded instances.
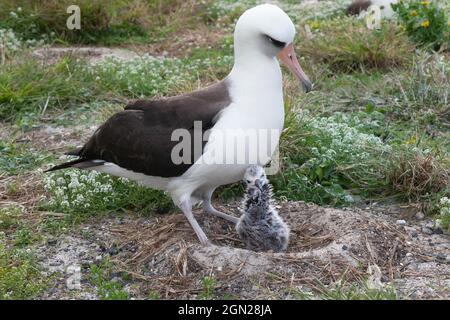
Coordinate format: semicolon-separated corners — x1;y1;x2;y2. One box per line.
167;57;285;205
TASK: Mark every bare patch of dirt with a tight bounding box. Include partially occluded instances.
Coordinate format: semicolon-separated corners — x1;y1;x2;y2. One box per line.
31;25;228;65
0;173;43;209
130;26;229;58
34;201;449;299
33;47;140;65
17;125;96;154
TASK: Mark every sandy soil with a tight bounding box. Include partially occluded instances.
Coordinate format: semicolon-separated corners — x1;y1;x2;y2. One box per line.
34;201;449;300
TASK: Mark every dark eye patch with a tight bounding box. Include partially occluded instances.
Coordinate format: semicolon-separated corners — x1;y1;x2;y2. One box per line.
265;35;286;48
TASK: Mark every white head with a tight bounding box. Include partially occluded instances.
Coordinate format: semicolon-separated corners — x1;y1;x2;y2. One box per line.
233;4;312;92
244;165;269;190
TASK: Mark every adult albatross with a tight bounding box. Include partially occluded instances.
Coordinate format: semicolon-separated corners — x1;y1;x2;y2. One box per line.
46;4;312;245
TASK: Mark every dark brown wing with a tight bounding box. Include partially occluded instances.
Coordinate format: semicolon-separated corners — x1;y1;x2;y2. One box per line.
54;81;231;177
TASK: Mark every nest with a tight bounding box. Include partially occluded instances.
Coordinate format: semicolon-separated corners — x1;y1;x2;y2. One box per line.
97;201;444;299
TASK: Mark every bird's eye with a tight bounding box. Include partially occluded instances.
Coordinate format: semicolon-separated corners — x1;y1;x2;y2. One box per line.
266;35;286;48
246;180;251;184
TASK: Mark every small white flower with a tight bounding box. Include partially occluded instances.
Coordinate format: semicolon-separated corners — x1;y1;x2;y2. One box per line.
68;179;80;189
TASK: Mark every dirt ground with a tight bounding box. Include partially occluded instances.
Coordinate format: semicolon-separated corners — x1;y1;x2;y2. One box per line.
34;200;449;300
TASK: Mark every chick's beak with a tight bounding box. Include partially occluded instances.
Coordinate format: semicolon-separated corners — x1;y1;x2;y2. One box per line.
278;43;312;92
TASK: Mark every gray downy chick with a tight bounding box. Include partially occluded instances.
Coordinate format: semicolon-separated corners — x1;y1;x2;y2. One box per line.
236;165;290;252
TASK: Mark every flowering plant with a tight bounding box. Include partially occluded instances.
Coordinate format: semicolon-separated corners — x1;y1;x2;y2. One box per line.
392;0;450;50
0;28;21;62
42;168;173;217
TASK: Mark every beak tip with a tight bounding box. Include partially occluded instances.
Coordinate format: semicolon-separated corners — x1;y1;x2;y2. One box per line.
302;81;312;93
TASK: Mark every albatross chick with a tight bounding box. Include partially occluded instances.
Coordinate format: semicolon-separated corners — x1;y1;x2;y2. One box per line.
236;165;290;252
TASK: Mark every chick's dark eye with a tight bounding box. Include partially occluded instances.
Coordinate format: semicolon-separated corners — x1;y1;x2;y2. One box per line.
266;35;286;48
246;180;251;184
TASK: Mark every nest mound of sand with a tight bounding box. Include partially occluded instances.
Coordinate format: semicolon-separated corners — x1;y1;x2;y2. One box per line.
36;201;449;299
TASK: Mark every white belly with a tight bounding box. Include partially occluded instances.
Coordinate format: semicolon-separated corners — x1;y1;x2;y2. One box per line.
168;99;285;205
90;162;170;190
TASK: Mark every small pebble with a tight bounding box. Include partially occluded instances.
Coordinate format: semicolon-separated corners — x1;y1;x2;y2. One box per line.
49;260;62;266
436;253;446;262
415;212;425;220
396;219;406;225
422;227;433;235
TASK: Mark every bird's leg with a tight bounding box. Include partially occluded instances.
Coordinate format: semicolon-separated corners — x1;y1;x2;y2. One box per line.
203;191;239;224
180;200;211;246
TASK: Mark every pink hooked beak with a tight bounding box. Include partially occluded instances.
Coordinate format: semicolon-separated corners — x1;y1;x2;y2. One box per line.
278;43;312;92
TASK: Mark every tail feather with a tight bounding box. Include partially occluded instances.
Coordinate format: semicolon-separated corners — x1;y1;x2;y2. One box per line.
45;159;105;172
65;147;83;156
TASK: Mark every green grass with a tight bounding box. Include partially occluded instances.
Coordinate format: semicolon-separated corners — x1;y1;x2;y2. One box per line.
0;56;97;121
319;282;397;300
440;212;450;231
0;0;216;45
0;140;54;176
147;290;161;300
198;276;217;300
13;226;35;247
89;259;129;300
319;283;397;300
0;236;46;299
0;52;231;122
299;17;415;73
292;280;397;300
0;205;22;230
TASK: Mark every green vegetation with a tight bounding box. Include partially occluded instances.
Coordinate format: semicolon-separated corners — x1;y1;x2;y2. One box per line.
292;279;397;300
89;259;129;300
0;204;22;230
0;57;95;121
13;226;35;247
0;53;231;121
319;282;397;300
274;110;392;205
199;276;217;300
392;0;450;50
437;197;450;230
321;285;397;300
42;169;174;222
0;141;54;175
0;0;217;45
0;236;46;299
299;17;414;72
147;290;161;300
